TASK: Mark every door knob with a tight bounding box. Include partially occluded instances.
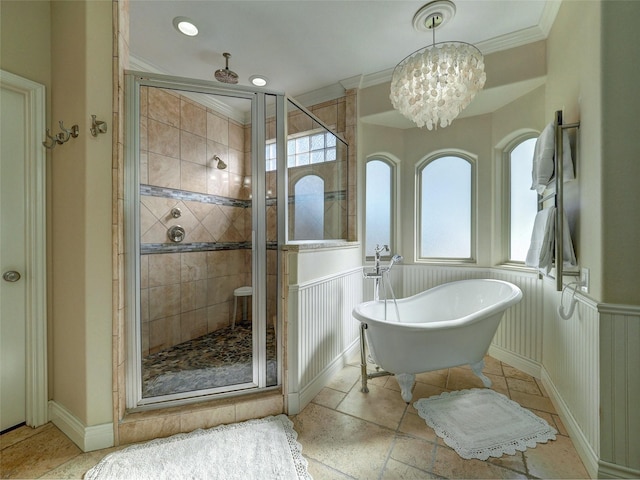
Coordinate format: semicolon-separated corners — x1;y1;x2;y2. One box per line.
2;270;21;282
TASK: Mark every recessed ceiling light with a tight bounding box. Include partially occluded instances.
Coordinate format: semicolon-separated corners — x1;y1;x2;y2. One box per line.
172;17;198;37
249;75;268;87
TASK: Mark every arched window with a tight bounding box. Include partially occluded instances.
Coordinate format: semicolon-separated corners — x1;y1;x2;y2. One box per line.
417;154;475;261
506;137;538;262
293;175;324;240
365;157;396;258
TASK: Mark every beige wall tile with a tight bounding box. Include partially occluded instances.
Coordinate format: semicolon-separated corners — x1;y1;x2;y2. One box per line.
180;99;206;137
181;160;207;194
141;195;178;220
148;284;181;320
148;119;180;158
185;223;214;243
234;395;283;422
148;87;180;127
180;252;207;281
148;152;180;189
207;300;230;332
141;221;171;244
118;415;182;445
148;253;180;287
206;167;229;197
228;120;244;151
180;131;207;165
207;111;229;145
179;405;235;433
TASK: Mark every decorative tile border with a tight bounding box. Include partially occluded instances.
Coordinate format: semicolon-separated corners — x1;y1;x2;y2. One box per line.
141;241;278;254
141;184;250;209
141;241;251;255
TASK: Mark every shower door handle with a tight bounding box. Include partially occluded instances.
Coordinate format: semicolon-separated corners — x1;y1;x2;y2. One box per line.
3;270;21;282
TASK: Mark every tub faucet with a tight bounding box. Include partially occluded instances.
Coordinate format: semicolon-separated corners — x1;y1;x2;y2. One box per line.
374;244;389;275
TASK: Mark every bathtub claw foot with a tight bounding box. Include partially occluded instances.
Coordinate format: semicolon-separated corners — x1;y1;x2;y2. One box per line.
395;373;415;403
471;360;492;387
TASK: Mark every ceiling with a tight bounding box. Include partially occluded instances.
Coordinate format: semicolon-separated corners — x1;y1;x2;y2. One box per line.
129;0;557;125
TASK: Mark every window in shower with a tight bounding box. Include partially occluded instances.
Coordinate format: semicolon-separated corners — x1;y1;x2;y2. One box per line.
266;132;336;172
417;153;476;261
293;175;325;240
506;136;538;263
125;73;280;408
365;157;396;258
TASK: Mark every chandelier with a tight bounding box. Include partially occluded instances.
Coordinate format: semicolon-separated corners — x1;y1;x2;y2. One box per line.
389;1;486;130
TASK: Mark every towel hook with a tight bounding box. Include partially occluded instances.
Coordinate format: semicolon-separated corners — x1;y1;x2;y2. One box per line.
42;120;80;150
90;115;108;137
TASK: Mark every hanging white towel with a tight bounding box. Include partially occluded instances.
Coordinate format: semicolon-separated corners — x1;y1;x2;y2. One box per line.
560;210;577;269
531;122;575;194
525;206;578;274
526;207;556;273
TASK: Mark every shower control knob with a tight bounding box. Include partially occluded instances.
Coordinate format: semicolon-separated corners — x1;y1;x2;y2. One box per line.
170;207;182;218
167;225;186;243
3;270;21;282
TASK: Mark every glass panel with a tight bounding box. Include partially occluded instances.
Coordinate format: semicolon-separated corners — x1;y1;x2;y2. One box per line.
265;94;278;387
286;100;348;241
365;160;392;257
295;136;310;153
310;151;324;164
296;152;310;166
310;133;325;150
420;156;471;258
509;138;538;262
138;85;256;399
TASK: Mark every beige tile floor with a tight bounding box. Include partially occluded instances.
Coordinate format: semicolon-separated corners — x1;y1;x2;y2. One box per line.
1;356;590;479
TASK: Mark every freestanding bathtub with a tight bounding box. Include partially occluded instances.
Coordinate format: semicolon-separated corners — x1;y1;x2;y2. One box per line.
352;279;523;402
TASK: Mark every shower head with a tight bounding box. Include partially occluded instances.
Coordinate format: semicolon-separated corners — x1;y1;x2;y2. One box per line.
214;53;238;84
213;155;227;170
389;254;404;266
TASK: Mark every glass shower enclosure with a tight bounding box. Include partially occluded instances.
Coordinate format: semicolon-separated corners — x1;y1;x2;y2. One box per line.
124;72;347;409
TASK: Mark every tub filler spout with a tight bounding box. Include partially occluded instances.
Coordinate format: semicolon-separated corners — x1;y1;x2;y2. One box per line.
353;279;523;402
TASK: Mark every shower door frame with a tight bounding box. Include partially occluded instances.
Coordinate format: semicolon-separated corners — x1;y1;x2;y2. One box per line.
124;72;285;410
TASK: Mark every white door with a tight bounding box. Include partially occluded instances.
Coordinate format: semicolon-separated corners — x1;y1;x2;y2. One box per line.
0;70;47;431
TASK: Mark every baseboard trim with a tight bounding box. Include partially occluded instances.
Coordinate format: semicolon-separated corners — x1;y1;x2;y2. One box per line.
48;401;114;452
598;459;640;479
288;339;359;415
539;369;599;479
488;344;542;378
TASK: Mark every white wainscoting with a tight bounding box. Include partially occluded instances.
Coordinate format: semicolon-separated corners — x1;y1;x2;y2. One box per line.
597;303;640;479
541;279;601;479
286;267;363;414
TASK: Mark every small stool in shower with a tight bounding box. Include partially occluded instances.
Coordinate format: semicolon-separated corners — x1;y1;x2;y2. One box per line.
232;286;252;329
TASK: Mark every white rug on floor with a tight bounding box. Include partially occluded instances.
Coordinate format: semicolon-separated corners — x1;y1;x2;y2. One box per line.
84;415;311;480
414;388;557;460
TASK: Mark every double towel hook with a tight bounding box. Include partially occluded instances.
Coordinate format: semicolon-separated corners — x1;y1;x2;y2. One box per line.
43;120;79;150
42;115;108;150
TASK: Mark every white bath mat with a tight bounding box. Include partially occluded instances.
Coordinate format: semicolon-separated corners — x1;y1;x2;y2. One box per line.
414;388;556;460
84;415;311;480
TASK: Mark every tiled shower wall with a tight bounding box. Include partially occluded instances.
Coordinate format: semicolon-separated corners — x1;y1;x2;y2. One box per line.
139;86;252;354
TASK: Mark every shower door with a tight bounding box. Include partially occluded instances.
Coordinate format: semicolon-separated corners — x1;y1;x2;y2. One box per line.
125;73;280;408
